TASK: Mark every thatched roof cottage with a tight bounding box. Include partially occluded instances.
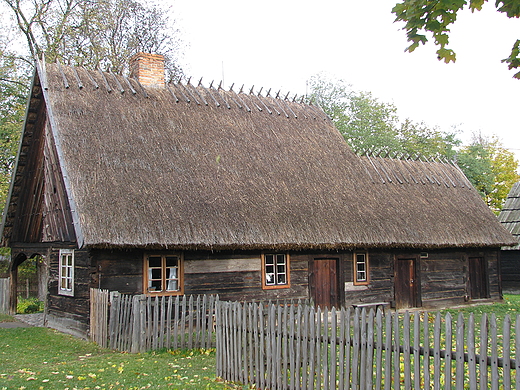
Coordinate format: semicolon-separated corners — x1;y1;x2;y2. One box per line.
1;53;515;337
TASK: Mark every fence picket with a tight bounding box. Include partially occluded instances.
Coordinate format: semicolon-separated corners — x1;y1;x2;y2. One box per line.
247;303;253;385
338;308;346;390
322;307;329;390
315;307;322;390
308;306;316;390
479;314;488;390
330;308;337;390
413;311;421;390
503;315;511;390
352;308;360;390
434;312;442;390
375;309;383;390
404;311;411;390
490;314;498;390
455;312;464;390
366;309;375;390
301;306;309;390
445;312;452;390
166;296;172;348
467;313;477;390
393;312;400;390
384;309;392;390
424;312;431;390
359;308;367;389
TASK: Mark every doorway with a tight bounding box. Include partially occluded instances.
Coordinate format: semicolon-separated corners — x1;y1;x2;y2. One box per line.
468;257;488;299
310;258;339;309
395;256;419;309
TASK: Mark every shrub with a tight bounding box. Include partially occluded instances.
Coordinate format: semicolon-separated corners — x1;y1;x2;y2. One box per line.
17;297;44;314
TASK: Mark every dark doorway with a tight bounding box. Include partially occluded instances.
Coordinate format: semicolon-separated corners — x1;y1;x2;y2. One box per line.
310;258;339;308
395;256;419;309
468;257;488;299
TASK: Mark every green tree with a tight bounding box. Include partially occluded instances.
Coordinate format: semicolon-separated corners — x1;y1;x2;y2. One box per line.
308;74;401;152
392;0;520;78
457;133;520;212
307;73;459;158
398;119;460;160
2;0;184;77
0;40;29;208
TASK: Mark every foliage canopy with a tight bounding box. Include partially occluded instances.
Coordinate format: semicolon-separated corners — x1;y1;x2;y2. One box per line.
393;0;520;78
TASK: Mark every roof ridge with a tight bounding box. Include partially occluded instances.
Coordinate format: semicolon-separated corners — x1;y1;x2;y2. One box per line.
44;60;329;121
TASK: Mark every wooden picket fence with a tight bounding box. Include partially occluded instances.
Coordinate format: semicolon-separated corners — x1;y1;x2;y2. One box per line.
0;278;10;314
215;300;520;390
89;288;218;353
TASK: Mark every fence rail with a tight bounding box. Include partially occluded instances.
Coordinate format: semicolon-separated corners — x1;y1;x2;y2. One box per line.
215;300;520;390
89;288;218;353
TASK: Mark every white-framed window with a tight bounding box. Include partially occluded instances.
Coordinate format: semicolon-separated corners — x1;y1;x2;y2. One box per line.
354;252;369;285
262;253;290;289
144;253;184;295
59;249;74;296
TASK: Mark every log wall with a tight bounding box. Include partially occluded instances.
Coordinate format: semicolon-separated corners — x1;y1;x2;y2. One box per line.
501;250;520;294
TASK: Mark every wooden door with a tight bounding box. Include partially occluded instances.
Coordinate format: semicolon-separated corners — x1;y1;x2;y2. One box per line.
468;257;488;299
395;257;418;309
311;258;339;309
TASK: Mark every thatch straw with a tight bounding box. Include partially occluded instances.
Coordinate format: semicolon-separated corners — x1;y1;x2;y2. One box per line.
25;63;517;250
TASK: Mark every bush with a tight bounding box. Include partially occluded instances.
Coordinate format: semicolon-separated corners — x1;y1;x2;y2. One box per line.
17;297;44;314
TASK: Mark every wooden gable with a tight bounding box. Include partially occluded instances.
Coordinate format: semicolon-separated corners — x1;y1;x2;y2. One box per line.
2;72;76;246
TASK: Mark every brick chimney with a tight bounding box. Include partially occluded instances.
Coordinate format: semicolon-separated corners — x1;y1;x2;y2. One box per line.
129;53;165;87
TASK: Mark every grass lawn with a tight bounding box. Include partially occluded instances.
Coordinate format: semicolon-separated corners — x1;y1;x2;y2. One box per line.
0;326;244;390
441;293;520;318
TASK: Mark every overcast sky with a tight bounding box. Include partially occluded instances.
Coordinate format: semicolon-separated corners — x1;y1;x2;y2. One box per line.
173;0;520;164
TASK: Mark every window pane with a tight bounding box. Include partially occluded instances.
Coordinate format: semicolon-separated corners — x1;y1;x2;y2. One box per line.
165;256;178;267
277;273;286;284
148;256;162;268
265;255;274;265
151;268;162;280
277;264;286;273
265;273;275;285
67;255;73;266
276;254;285;265
265;264;274;274
148;280;161;292
166;280;178;291
167;267;177;279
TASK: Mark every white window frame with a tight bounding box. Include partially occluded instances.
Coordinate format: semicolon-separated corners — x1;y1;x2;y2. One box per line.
354;252;369;285
58;249;74;296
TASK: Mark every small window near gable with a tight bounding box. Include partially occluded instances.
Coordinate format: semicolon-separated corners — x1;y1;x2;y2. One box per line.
59;249;74;296
262;253;290;289
144;253;184;295
354;252;369;285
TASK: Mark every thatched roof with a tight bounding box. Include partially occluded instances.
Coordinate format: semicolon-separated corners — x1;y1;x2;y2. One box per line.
2;61;516;250
499;182;520;250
